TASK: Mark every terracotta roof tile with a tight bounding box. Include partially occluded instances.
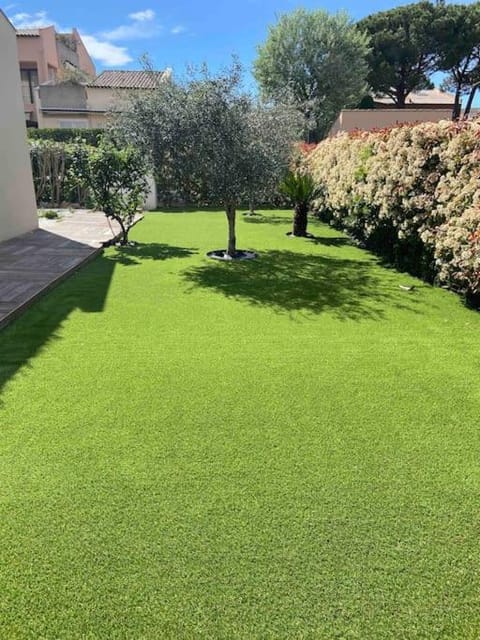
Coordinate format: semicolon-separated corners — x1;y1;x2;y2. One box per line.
16;28;40;36
88;70;168;89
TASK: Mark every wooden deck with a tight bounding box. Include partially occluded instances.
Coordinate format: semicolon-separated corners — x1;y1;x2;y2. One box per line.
0;211;141;329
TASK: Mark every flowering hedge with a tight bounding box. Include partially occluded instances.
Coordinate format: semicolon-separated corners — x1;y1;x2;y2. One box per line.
305;120;480;304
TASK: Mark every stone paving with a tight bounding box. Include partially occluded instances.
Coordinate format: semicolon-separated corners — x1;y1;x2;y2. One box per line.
0;210;141;329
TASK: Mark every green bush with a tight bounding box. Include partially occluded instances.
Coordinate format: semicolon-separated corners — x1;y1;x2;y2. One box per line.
71;141;149;244
42;210;60;219
306;120;480;303
28;128;104;146
29;140;93;207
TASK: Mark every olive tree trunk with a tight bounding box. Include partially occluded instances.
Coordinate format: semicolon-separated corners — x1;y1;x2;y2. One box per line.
225;203;237;257
109;213;129;245
292;203;308;237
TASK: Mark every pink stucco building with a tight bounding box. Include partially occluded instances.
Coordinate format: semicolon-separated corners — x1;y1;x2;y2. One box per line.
16;26;95;126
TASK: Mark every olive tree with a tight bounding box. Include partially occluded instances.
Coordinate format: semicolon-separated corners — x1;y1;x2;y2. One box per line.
118;64;299;257
254;9;370;141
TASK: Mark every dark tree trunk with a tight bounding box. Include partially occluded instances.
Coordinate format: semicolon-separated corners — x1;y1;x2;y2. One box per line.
112;215;129;245
464;85;477;120
452;86;463;121
225;204;236;257
396;85;406;108
292;203;308;237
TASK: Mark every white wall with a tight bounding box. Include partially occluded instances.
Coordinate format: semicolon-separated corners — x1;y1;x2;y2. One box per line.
144;176;157;210
0;11;38;242
329;109;454;136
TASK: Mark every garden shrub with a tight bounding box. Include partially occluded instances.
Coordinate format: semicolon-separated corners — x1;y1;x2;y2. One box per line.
27;128;104;146
29;140;92;207
305;119;480;303
434;207;480;305
70;141;149;245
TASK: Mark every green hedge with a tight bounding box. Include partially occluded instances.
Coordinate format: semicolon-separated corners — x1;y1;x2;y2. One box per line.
29;140;94;207
306;120;480;306
27;128;104;146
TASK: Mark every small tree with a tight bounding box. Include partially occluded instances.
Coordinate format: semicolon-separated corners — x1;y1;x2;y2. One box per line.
279;171;317;237
73;141;149;245
119;63;300;257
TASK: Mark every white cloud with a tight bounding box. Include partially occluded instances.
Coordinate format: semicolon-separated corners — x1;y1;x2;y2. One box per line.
80;34;133;66
11;10;54;28
128;9;155;22
171;25;186;35
9;7;173;67
102;9;161;41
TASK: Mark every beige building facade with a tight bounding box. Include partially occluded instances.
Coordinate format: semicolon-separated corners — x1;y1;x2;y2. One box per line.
329;89;462;136
0;11;38;242
35;70;170;129
329;108;456;136
35;85;129;129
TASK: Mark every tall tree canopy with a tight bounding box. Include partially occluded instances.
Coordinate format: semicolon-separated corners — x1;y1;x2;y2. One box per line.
118;64;299;257
357;2;438;107
253;9;370;141
435;2;480;119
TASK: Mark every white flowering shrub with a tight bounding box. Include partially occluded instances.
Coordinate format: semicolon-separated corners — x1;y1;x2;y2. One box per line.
434;208;480;302
305;119;480;302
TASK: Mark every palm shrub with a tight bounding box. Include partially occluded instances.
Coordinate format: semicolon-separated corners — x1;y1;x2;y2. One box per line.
279;171;317;237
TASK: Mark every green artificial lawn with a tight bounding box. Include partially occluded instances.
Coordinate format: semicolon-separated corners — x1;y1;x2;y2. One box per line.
1;209;480;639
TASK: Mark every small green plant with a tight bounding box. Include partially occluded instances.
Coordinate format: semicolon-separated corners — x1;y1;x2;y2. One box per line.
41;210;60;220
279;171;317;237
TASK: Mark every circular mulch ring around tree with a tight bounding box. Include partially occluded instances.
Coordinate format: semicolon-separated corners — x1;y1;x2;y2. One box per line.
285;231;316;239
207;249;257;261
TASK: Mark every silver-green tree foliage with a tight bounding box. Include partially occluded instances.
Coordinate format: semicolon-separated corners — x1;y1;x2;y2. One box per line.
254;9;370;141
118;63;300;257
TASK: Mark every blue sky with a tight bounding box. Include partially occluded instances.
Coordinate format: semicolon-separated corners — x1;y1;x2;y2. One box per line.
4;0;475;87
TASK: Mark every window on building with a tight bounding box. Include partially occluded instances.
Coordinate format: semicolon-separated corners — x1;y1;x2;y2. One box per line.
58;119;88;129
20;68;39;104
47;66;57;83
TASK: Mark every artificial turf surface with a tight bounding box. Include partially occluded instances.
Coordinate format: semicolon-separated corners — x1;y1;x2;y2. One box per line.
1;209;480;639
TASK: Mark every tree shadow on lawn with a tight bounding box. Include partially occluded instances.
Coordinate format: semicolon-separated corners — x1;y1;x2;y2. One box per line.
242;213;290;226
0;242;196;399
107;243;197;266
183;249;423;320
308;235;351;247
242;215;351;245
